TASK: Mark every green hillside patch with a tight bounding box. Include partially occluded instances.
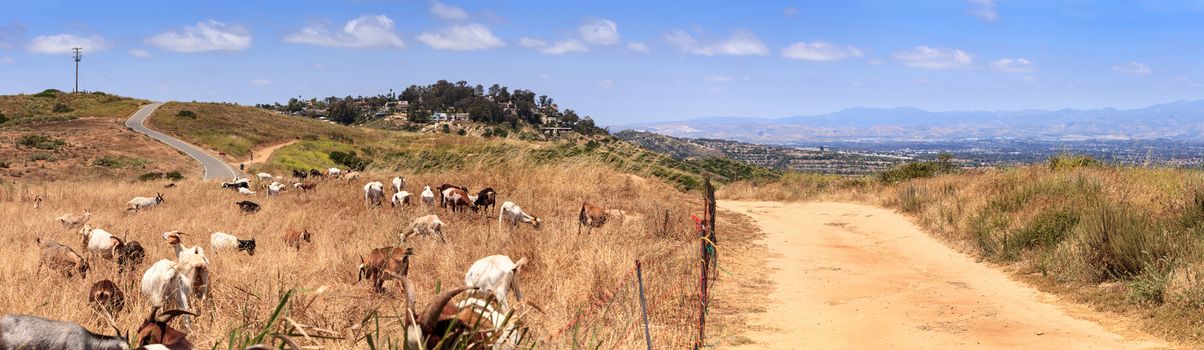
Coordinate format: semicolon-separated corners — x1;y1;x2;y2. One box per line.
150;102;367;158
0;91;147;126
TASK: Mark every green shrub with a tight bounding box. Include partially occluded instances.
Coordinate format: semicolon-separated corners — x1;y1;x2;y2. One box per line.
138;172;164;181
52;103;72;113
93;156;149;168
33;89;61;98
1048;153;1099;171
176;110;198;118
166;171;184;181
329;150;371;171
0;161;7;168
0;113;8;124
441;124;451;133
28;153;57;162
17;135;67;150
878;161;954;183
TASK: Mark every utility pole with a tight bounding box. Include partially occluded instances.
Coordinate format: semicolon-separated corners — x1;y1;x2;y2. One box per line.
72;47;82;93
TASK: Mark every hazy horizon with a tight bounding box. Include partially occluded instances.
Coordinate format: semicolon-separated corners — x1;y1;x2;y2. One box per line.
3;1;1204;125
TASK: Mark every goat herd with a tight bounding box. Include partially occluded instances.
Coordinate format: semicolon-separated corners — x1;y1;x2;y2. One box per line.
4;167;631;350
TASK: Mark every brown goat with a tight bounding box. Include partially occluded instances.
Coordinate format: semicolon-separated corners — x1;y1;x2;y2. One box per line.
358;247;413;293
36;238;89;279
282;229;312;250
135;307;197;349
446;188;476;213
88;280;125;315
578;202;608;234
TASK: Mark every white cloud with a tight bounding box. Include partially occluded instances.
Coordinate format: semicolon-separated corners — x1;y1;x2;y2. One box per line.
128;49;152;58
417;23;504;50
251;78;271;85
780;41;864;61
578;18;619;46
1112;61;1151;75
284;15;405;48
626;42;650;53
430;1;470;21
597;79;614;88
704;74;733;83
966;0;999;22
1024;75;1038;83
892;46;973;69
539;74;551;80
519;37;588;54
664;29;768;56
1;56;14;64
28;34;111;54
991;58;1036;72
146;20;251;52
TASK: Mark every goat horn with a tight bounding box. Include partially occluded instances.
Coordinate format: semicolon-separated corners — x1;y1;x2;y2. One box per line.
156;309;198;323
418;286;474;335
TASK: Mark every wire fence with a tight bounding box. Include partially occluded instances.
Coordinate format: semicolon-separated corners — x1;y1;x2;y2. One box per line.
544;178;720;349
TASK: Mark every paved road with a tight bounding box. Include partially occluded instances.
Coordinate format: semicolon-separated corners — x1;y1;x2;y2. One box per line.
125;103;241;181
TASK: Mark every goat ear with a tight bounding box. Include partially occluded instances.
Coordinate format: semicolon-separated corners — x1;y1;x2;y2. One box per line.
514;257;529;269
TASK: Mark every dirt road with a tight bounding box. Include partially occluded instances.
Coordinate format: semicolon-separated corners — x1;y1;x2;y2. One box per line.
248;140;297;164
719;201;1170;349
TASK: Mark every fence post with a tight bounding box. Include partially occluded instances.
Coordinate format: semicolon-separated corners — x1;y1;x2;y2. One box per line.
636;260;653;350
697;176;716;349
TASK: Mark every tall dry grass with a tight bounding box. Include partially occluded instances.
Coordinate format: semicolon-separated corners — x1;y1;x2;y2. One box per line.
0;161;709;348
872;164;1204;346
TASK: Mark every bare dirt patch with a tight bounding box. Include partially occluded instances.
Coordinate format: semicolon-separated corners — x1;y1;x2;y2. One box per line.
0;117;195;182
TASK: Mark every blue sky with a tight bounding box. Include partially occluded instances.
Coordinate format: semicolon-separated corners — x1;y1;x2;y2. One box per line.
2;0;1204;125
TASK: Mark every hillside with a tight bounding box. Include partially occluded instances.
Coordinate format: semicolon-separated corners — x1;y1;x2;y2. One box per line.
149;102;774;190
0;92;193;182
0;89;147;125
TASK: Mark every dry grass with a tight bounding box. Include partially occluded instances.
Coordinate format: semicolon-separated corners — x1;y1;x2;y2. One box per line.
869;165;1204;346
0;91;147;123
0;162;711;348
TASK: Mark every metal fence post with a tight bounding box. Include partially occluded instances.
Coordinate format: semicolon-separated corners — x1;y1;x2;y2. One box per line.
637;260;653;350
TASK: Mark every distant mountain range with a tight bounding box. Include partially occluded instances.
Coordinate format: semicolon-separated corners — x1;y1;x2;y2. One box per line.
620;100;1204;144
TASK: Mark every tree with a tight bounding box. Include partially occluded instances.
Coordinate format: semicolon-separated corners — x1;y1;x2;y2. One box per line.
328;97;359;124
286;98;304;113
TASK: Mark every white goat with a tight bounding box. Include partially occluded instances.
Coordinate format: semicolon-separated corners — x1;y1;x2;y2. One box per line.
498;201;542;231
420;186;435;206
140;253;208;330
364;181;384;208
55;210;92;229
256;172;273;181
464;255;529;311
328;168;342;177
237;187;257;196
81;224;123;260
403;215;446;243
125;193;164;212
0;314;129;350
391;191;412;207
267;182;285;196
209;232;256;256
392;176;405;193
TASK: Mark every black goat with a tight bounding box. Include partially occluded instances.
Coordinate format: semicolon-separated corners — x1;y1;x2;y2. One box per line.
236;200;261;213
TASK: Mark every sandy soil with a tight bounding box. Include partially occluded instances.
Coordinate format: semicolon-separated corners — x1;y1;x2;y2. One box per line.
247;140;297;164
717;201;1172;350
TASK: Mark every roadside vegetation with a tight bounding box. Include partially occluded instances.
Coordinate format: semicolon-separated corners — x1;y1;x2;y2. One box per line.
720;153;1204;346
149;102;369;159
